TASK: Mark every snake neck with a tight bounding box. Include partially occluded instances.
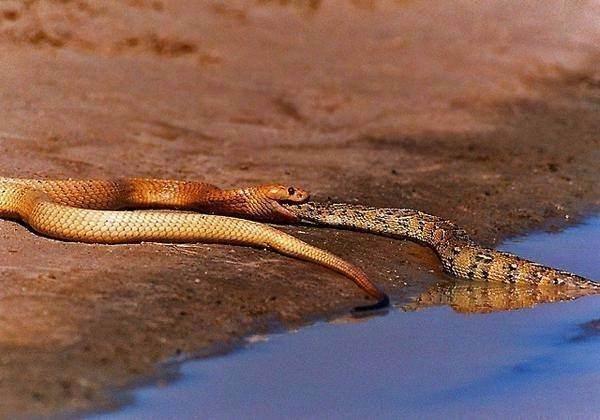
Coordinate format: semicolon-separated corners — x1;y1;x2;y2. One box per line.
191;188;243;213
198;187;289;222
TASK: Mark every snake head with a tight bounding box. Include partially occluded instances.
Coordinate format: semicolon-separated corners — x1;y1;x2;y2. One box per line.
264;185;309;203
251;184;310;222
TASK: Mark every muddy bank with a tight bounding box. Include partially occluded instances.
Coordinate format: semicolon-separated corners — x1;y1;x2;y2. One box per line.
0;0;599;416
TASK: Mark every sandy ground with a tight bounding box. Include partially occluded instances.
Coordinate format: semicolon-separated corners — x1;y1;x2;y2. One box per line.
0;0;599;416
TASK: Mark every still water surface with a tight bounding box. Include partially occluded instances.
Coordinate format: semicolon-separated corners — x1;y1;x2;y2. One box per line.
95;217;600;419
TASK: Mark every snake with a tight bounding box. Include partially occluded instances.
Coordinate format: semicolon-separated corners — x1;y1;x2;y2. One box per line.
285;202;599;291
0;177;389;312
2;177;597;312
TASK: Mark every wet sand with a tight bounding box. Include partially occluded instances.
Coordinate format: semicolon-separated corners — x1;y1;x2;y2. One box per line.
0;0;599;416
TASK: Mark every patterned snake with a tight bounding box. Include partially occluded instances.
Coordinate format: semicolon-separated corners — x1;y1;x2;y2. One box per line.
285;202;599;291
0;177;388;311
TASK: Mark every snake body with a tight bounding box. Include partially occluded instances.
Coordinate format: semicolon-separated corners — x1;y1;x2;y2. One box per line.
286;202;599;290
0;178;388;311
2;177;597;311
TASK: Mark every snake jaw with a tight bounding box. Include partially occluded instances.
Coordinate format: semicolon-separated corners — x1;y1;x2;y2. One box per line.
254;184;310;223
270;203;304;223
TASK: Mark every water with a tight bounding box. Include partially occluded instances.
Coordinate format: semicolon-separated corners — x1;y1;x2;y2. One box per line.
93;217;600;419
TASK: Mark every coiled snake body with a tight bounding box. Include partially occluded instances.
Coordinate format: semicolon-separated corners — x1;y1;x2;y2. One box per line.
0;177;388;311
286;202;599;290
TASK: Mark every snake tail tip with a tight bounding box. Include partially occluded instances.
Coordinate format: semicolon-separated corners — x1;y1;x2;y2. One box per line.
351;294;390;314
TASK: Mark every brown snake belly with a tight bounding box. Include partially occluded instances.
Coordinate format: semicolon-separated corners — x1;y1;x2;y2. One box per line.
0;178;388;311
286;202;599;290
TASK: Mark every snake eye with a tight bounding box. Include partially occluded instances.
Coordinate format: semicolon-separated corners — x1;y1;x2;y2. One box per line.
288;187;296;195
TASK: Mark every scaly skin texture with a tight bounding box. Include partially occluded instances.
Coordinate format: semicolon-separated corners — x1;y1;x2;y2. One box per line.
286;202;599;290
0;177;308;222
0;178;388;311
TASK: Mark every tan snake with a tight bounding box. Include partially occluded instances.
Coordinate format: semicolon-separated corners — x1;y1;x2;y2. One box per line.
0;177;388;311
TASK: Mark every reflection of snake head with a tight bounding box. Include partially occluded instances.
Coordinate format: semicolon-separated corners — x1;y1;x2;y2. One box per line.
241;184;310;222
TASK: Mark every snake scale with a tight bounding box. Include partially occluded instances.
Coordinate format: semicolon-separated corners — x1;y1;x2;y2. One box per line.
1;177;597;313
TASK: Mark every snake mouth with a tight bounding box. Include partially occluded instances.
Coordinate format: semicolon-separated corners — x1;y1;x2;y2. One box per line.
262;186;310;221
276;196;309;205
279;192;310;205
271;201;307;222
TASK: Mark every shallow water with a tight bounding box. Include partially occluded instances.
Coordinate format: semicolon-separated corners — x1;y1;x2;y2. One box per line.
94;217;600;419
